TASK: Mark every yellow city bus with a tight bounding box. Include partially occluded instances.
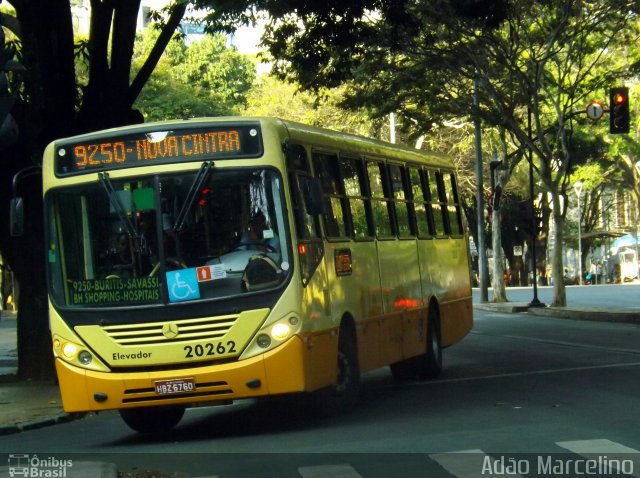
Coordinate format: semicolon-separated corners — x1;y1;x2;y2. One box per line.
36;117;472;432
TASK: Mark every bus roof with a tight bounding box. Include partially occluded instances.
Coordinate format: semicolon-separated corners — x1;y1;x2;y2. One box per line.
47;116;455;171
272;117;453;169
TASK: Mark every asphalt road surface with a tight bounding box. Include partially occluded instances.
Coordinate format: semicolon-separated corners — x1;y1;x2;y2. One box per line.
2;301;639;477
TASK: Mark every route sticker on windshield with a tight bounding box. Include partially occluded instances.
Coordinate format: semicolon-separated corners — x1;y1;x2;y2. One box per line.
167;269;200;302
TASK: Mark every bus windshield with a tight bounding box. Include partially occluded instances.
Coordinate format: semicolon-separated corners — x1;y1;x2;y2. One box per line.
47;167;290;308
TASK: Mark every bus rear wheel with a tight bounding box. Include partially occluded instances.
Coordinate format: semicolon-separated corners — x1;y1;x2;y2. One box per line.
315;325;360;416
119;406;185;434
390;312;442;381
418;313;442;379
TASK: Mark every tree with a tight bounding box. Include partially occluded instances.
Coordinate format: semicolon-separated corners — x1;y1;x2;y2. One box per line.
0;1;203;379
133;29;256;121
208;0;639;306
243;75;383;136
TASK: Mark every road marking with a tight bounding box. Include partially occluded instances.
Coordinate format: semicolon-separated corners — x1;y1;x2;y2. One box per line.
298;464;362;478
557;438;639;454
556;439;640;477
488;332;640;356
430;450;525;478
401;361;640;386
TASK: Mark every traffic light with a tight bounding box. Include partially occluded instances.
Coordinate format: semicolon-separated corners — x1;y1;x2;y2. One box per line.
609;87;630;134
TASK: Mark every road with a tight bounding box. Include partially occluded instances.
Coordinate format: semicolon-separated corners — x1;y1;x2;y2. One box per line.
2;290;640;477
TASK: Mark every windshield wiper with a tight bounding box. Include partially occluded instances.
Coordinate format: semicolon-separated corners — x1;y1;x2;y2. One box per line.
173;161;214;233
98;172;138;239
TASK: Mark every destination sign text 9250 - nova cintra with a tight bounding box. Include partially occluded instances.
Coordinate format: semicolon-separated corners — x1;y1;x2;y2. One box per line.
54;123;263;176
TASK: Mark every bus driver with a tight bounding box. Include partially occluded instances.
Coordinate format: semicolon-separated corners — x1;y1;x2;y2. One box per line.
237;211;280;253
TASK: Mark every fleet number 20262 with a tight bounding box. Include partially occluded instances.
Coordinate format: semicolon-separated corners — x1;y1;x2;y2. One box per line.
184;341;237;358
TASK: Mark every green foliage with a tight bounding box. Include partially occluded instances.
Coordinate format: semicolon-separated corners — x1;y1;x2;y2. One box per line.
132;28;256;121
243;75;383;137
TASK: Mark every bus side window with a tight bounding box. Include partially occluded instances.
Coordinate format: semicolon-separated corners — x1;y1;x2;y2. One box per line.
445;173;464;235
409;167;432;237
366;160;394;237
389;163;413;237
313;152;348;239
426;169;447;237
339;157;371;239
289;173;321;240
286;144;320;240
285;143;311;173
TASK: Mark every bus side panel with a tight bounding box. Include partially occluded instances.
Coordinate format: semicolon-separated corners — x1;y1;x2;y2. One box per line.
440;237;473;347
298;245;340;391
300;329;339;391
402;307;429;359
439;297;473;347
324;241;384;374
377;239;423;363
418;237;473;346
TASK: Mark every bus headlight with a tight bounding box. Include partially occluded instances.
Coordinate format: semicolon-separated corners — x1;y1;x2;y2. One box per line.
62;342;77;359
271;323;290;341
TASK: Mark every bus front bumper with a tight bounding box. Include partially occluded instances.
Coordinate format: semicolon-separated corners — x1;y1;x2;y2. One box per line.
55;335;309;413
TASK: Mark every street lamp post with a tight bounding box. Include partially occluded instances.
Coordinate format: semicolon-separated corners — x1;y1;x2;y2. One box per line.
527;110;543;307
474;77;488;303
635;162;640;280
574;181;583;286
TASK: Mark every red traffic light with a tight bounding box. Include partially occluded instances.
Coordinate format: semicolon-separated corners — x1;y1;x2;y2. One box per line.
609;87;630;134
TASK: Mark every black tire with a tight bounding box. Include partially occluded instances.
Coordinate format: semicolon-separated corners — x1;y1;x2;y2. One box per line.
119;406;185;434
419;312;442;379
315;325;360;416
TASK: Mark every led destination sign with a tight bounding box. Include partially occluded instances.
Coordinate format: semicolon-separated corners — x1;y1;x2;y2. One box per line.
55;123;263;176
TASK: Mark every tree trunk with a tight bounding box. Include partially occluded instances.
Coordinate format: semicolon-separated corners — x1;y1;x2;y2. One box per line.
8;2;77;380
0;140;52;379
551;207;567;307
491;205;507;302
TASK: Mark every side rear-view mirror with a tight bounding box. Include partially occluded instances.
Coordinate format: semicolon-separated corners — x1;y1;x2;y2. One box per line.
10;196;24;237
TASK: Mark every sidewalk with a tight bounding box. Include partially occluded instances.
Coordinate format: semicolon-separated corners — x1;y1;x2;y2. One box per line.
475;299;640;322
0;311;73;436
1;285;639;436
474;283;640;323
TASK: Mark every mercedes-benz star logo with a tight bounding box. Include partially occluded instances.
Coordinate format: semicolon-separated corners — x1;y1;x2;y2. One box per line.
162;322;179;339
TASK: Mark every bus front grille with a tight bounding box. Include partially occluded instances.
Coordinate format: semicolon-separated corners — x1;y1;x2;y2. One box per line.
122;381;234;404
102;315;238;345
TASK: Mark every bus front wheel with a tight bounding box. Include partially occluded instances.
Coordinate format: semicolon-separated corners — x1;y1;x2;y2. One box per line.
315;325;360;416
119;406;185;434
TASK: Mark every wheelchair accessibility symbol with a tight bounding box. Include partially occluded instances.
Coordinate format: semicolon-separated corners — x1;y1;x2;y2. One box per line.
167;269;200;302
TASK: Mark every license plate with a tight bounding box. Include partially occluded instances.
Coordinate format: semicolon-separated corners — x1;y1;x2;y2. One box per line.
154;378;196;395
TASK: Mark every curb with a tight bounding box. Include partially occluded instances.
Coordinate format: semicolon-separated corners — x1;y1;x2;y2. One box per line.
473;302;531;313
0;412;83;436
474;303;640;324
527;306;640;323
